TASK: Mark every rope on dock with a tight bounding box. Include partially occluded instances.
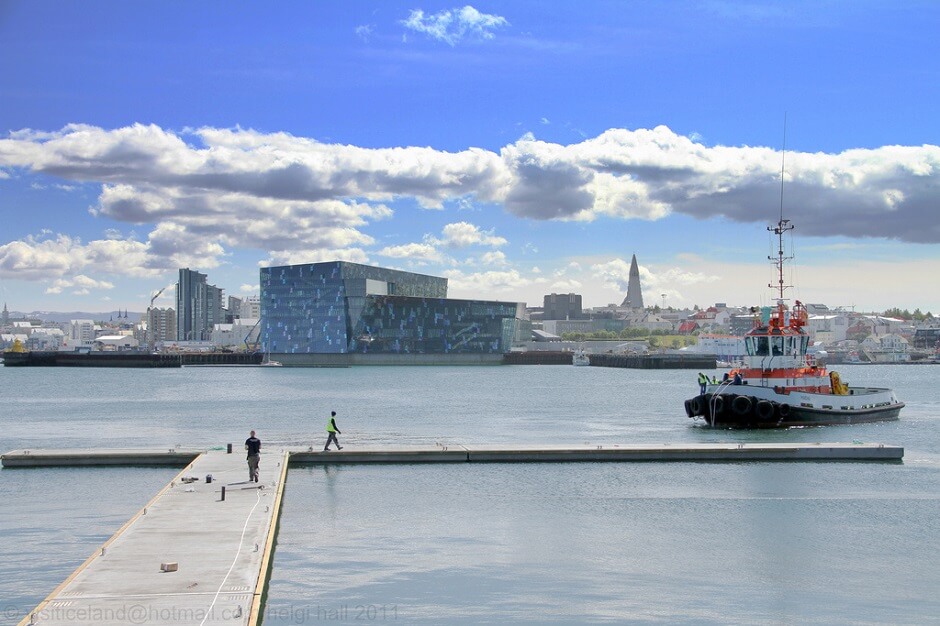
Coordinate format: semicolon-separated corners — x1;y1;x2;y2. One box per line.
199;487;264;625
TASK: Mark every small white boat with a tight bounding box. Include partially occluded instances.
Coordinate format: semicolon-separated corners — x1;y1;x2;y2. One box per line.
260;353;282;367
572;348;590;367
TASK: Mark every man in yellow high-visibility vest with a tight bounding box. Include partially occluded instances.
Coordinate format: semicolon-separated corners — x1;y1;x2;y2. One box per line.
324;410;343;451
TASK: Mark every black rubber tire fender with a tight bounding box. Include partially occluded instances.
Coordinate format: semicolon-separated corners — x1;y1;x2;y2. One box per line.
712;394;725;415
732;395;753;416
755;400;774;420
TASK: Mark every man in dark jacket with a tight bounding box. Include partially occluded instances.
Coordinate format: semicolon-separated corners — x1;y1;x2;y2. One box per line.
245;430;261;482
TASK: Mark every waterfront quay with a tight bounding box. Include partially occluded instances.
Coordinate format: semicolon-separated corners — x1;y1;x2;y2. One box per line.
3;349;714;368
2;442;904;625
502;351;716;368
1;351;264;367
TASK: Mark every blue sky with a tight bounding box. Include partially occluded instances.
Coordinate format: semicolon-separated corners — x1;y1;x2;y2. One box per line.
1;1;939;314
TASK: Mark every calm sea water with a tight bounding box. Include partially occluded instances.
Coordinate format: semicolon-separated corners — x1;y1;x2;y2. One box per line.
1;364;938;624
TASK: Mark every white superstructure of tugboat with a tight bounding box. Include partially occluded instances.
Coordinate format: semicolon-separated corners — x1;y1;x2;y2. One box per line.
685;196;904;428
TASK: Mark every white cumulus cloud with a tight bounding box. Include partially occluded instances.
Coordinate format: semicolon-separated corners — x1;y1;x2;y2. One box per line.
378;242;443;262
435;221;507;248
479;250;508;266
44;274;115;294
443;268;544;299
402;5;509;46
2;122;939;287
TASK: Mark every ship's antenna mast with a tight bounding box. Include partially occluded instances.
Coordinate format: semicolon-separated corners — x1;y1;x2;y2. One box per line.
769;114;794;301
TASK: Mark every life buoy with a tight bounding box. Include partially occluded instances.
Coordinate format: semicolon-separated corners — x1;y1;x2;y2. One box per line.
732;395;753;416
778;403;791;418
755;400;774;420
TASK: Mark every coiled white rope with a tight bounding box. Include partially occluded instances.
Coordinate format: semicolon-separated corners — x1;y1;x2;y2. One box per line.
199;487;264;625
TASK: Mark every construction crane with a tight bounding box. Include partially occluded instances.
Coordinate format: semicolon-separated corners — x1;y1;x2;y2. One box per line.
149;286;167;310
244;318;262;353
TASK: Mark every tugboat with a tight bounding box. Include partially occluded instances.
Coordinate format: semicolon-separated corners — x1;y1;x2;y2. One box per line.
685;215;904;428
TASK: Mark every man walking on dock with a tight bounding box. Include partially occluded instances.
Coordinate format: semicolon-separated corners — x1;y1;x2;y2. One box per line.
245;430;261;482
324;411;343;451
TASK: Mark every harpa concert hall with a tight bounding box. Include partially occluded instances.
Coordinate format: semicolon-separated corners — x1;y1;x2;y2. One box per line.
260;261;528;365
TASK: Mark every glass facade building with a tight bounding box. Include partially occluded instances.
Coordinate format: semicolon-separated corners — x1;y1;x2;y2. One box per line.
260;261;525;355
177;268;208;341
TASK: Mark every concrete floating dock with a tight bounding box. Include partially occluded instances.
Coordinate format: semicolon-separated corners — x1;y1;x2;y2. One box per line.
7;441;903;625
3;443;904;470
0;448;203;468
14;449;289;626
289;442;904;464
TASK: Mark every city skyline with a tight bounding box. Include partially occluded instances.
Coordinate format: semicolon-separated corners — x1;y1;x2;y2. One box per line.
2;2;939;314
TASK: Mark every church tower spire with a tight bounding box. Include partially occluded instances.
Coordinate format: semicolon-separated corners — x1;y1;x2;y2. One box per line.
620;254;644;309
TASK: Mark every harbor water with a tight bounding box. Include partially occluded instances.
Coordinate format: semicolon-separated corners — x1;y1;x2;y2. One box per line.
1;364;939;624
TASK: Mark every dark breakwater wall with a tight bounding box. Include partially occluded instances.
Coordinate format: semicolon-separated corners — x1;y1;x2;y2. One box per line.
589;353;715;369
502;351;715;369
2;351;263;367
502;351;573;365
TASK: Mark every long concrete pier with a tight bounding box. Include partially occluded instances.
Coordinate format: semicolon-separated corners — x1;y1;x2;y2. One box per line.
5;441;903;625
1;448;203;467
12;449;289;626
2;442;905;470
289;442;904;463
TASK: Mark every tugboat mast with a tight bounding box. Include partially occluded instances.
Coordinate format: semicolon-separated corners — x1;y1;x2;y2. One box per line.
768;218;794;301
768;115;794;302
